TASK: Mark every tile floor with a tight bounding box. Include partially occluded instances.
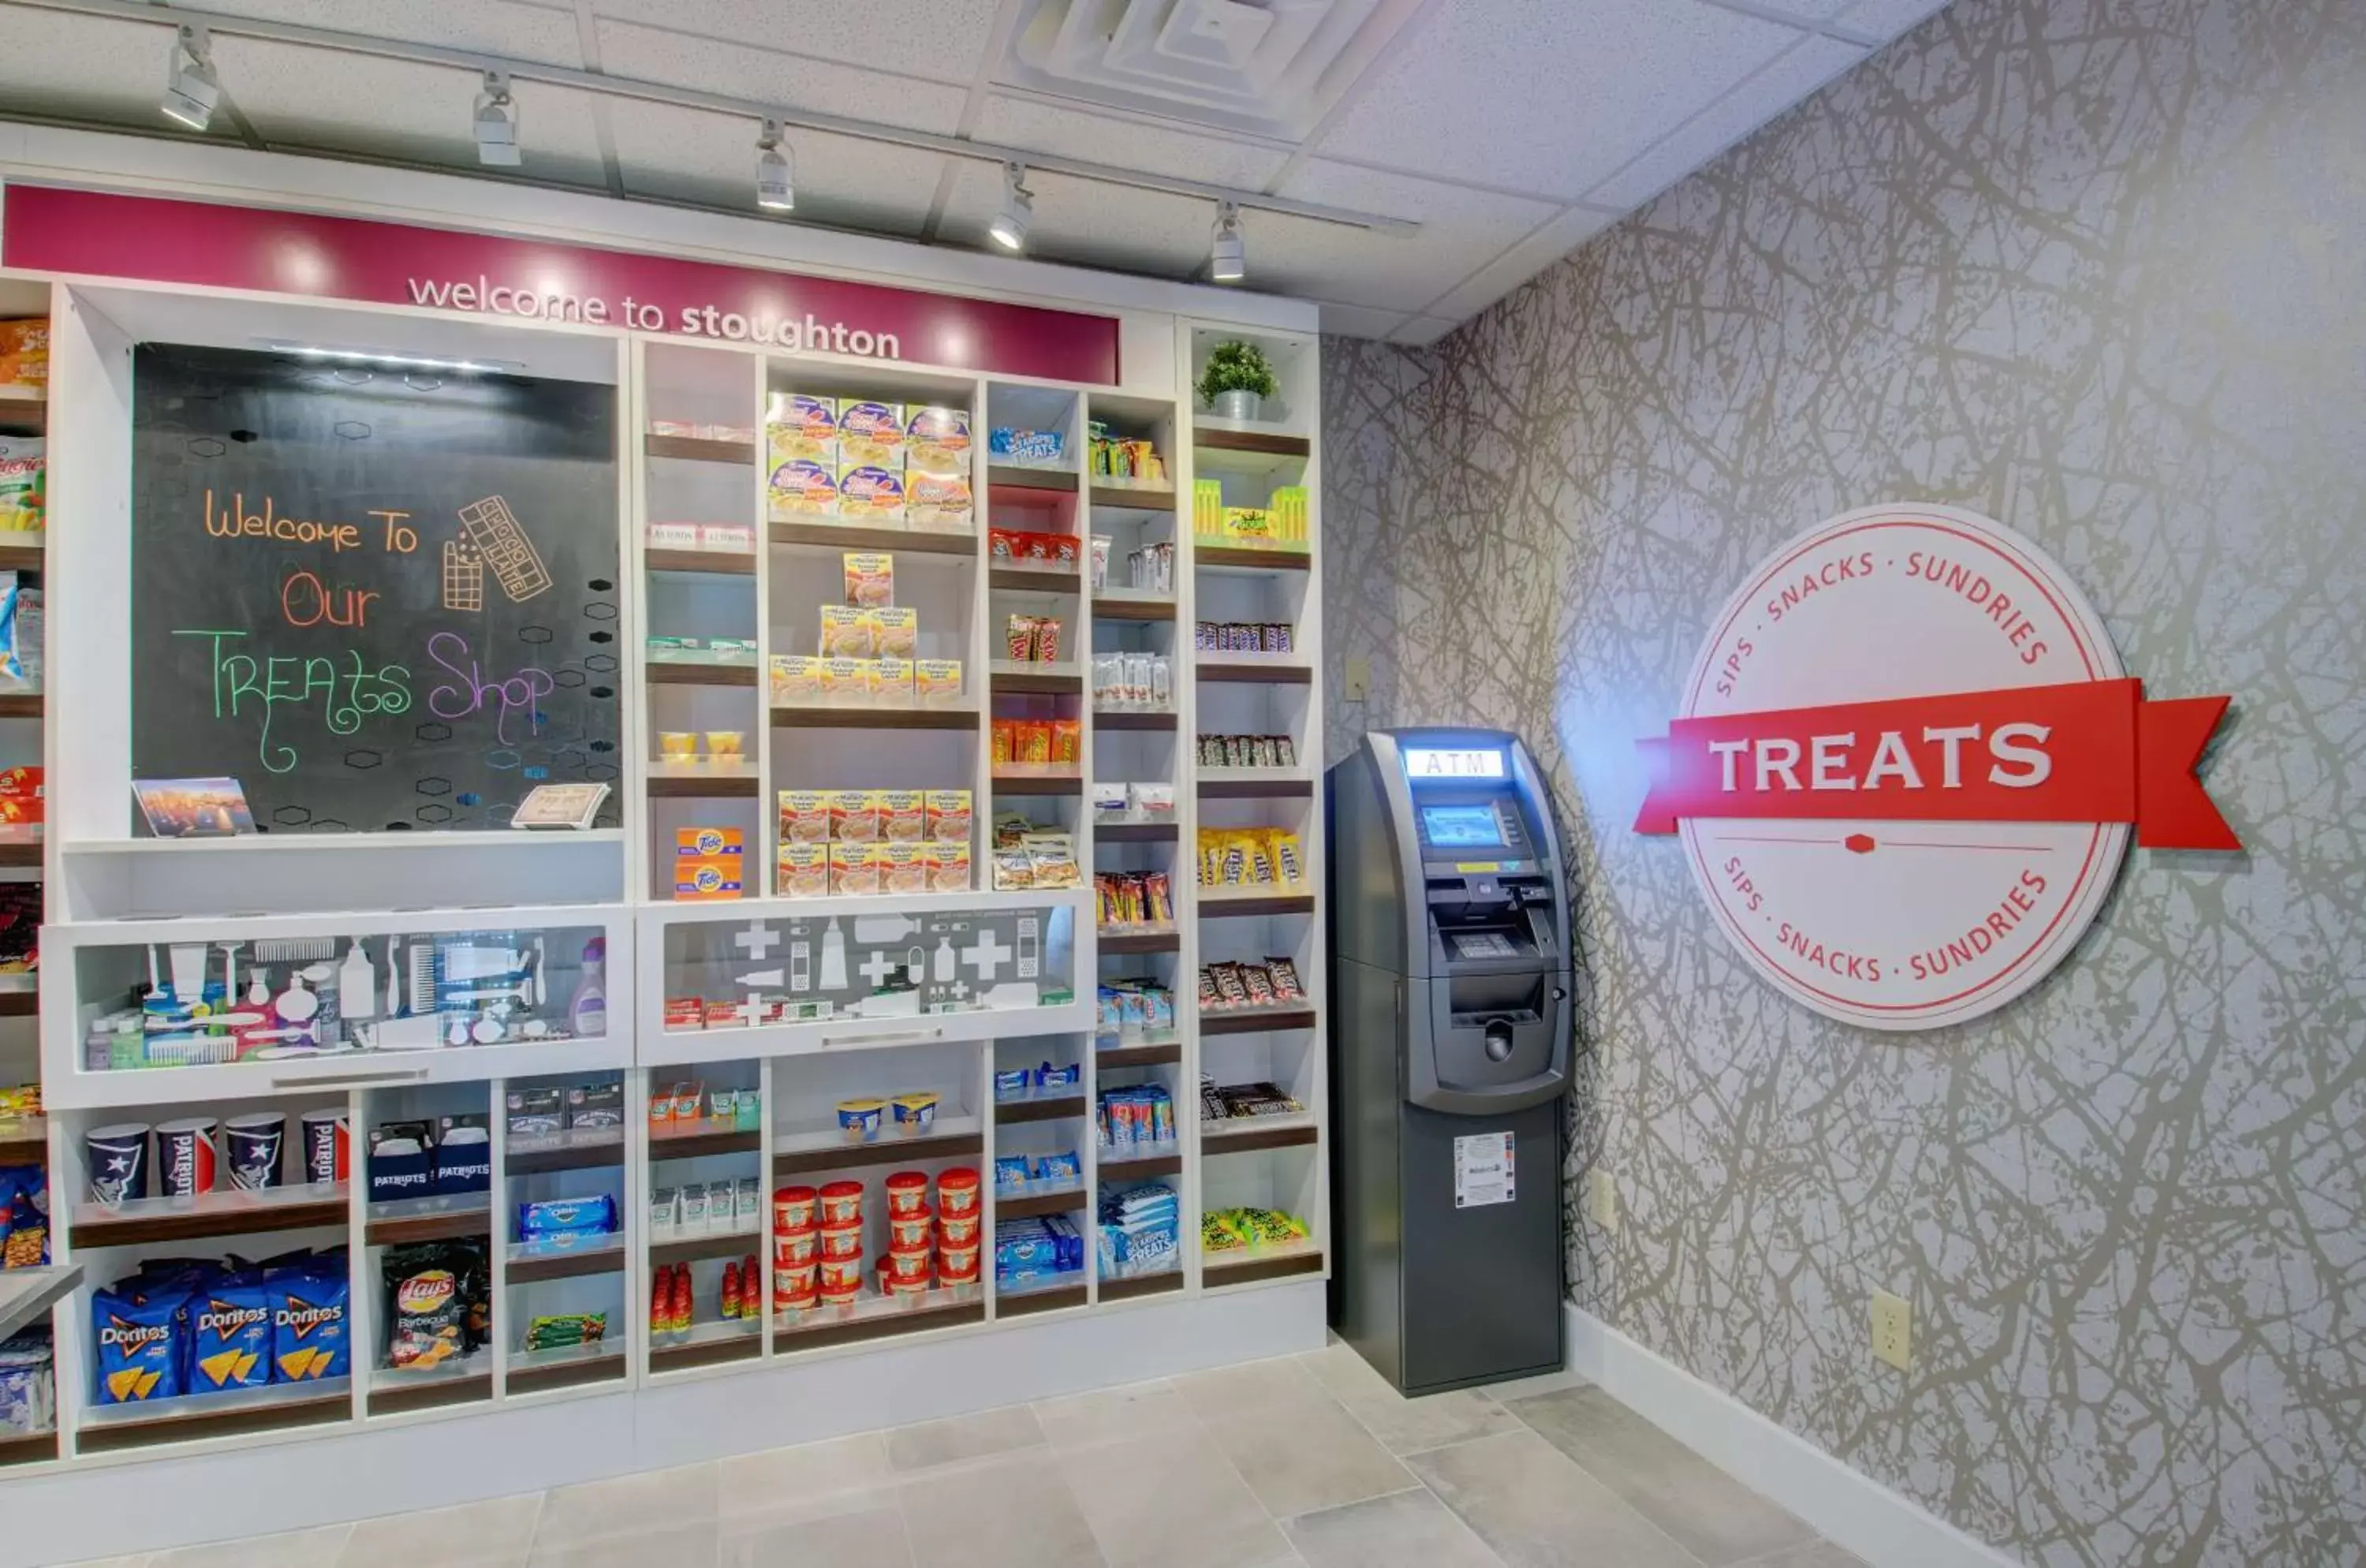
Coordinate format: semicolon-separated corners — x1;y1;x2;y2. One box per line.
63;1347;1868;1568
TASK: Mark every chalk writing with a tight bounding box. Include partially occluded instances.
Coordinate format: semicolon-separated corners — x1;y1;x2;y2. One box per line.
175;629;412;774
424;630;553;744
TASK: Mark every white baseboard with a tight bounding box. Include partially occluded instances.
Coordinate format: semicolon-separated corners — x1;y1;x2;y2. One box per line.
6;1284;1326;1568
1564;1305;2022;1568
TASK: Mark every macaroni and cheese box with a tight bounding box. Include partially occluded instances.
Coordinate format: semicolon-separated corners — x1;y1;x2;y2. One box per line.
829;842;883;895
836;401;905;467
767;394;837;464
777;842;829;898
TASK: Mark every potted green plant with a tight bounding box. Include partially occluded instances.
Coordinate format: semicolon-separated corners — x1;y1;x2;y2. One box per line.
1198;340;1279;423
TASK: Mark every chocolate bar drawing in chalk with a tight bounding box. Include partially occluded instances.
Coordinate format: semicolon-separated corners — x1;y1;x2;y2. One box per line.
456;495;552;603
441;539;485;612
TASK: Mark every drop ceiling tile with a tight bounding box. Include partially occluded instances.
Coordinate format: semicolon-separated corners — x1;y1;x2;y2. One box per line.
938;160;1210;280
1838;0;1955;37
1314;301;1413;341
595;21;968;135
1312;0;1805;200
1256;160;1555;313
0;8;241;135
197;0;585;65
972;95;1292;189
1387;315;1460;346
217;37;610;187
591;0;1001;86
1584;35;1866;209
1420;203;1620;322
609;99;946;238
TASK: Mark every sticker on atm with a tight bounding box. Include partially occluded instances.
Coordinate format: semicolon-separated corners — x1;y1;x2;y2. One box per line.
1454;861;1503;873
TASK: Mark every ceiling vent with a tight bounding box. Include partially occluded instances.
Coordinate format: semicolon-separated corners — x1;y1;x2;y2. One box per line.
997;0;1431;143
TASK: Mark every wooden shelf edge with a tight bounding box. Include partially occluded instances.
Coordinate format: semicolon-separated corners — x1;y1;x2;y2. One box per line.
645;434;756;465
771;522;978;556
774;1299;983;1352
1199;1007;1318;1036
71;1197;349;1250
645;663;759;687
648;1129;763;1161
77;1392;349;1454
650;1231;764;1266
1204;1250;1324;1286
1200;1122;1320;1155
1193;427;1312;458
506;1353;626;1397
997;1282;1087;1318
995;1096;1087;1126
1095;1042;1181;1070
505;1140;628;1176
506;1248;627;1285
649;1335;763;1376
647;775;761;799
987;465;1080;493
996;1188;1088;1220
367;1374;492;1418
646;548;756;576
1099;1271;1183;1303
771;706;980;730
772;1132;985;1178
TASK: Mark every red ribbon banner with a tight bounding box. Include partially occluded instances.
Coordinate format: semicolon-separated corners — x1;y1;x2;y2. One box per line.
1634;678;2237;849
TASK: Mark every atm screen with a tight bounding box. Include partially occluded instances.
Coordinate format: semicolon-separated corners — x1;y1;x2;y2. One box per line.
1420;805;1503;848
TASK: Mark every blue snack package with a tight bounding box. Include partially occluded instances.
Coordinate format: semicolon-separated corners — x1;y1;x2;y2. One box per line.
517;1195;618;1238
1037;1151;1081;1185
992;1067;1031;1100
190;1274;275;1391
92;1281;187;1404
993;1155;1032;1190
271;1256;349;1382
1035;1062;1082;1092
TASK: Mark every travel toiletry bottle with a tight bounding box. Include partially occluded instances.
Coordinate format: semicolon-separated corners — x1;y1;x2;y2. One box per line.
570;937;607;1037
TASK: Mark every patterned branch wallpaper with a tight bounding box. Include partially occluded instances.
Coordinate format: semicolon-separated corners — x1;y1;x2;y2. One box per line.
1319;0;2366;1562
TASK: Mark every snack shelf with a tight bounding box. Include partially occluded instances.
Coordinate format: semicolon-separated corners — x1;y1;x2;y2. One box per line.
987;464;1079;493
772;1117;985;1175
0;543;43;575
994;1093;1086;1126
1200;1114;1321;1155
1199;1006;1319;1036
364;1192;491;1248
774;1284;983;1351
988;564;1083;593
769;704;979;730
771;521;976;556
644;434;756;465
1197;770;1315;800
647;763;762;800
1197;887;1315;918
1095;821;1180;842
1094;1040;1182;1070
992;772;1084;797
647;1126;763;1162
647;663;760;687
1194;546;1310;574
1096;1148;1181;1182
367;1350;493;1417
648;1224;763;1265
646;548;756;576
1099;927;1181;955
69;1185;349;1249
0;695;42;719
0;1431;58;1467
506;1233;627;1284
995;1186;1087;1220
1204;1242;1325;1289
1196;656;1314;684
989;661;1083;694
1191;424;1312;459
1098;1268;1184;1303
1092;590;1177;622
506;1130;627;1176
0;1114;47;1163
995;1279;1086;1317
1093;709;1178;731
649;1316;763;1375
77;1377;353;1454
0;842;39;868
1088;482;1177;510
506;1340;625;1396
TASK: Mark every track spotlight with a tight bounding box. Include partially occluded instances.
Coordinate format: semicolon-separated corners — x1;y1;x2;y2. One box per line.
756;120;795;211
987;162;1034;252
160;25;221;133
1210;202;1246;283
473;71;521;167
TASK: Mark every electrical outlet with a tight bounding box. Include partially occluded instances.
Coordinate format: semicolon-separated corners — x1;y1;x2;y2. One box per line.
1587;1167;1619;1233
1870;1289;1912;1372
1343;656;1371;701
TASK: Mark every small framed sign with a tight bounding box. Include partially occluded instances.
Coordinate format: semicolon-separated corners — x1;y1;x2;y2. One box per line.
132;778;256;838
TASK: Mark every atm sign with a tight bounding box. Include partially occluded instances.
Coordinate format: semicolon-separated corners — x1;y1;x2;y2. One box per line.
1404;749;1505;780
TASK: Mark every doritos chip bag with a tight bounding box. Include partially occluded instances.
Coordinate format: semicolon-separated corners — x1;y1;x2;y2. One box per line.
270;1256;349;1382
92;1281;187;1404
190;1274;274;1391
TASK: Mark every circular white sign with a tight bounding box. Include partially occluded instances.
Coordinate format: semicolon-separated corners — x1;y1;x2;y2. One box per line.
1674;505;2128;1031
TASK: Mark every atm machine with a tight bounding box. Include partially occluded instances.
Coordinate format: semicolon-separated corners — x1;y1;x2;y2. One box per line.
1327;727;1571;1394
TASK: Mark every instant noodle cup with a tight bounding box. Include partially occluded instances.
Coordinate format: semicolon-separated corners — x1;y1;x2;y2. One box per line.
819;1222;864;1261
937;1167;980;1216
818;1256;864;1294
818;1181;864;1225
938;1212;980;1249
938;1242;980;1282
773;1185;819;1231
837;1099;885;1143
883;1170;929;1217
887;1209;933;1251
774;1228;818;1268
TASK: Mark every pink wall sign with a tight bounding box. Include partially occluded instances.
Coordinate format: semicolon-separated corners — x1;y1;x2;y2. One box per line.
0;184;1121;384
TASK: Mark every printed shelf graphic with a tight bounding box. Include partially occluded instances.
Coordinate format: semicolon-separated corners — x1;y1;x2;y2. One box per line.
131;345;621;834
1635;504;2235;1032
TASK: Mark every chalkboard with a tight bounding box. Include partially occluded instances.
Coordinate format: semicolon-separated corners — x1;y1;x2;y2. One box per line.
132;345;621;833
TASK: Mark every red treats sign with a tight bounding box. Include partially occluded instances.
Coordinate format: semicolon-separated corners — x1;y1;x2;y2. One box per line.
1636;505;2236;1031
